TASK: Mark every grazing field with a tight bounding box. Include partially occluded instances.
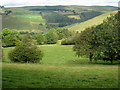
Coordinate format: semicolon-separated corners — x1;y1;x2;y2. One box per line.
2;44;118;88
67;11;117;32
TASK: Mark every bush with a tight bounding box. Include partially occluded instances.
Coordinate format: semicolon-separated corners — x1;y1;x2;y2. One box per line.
61;38;75;45
8;35;44;63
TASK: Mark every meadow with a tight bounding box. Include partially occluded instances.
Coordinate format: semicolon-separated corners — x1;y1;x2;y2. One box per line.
2;44;118;88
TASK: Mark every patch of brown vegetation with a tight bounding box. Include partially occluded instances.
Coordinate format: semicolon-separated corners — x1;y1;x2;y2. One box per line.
68;15;80;19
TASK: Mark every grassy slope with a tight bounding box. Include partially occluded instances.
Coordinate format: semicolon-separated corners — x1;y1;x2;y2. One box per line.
3;15;46;32
67;11;117;32
2;44;118;88
2;7;46;32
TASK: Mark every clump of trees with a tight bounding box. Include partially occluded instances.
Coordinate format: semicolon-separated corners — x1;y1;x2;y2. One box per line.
9;35;44;63
73;12;119;64
44;28;72;44
2;28;20;47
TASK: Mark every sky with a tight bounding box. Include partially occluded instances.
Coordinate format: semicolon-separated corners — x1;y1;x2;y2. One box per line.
0;0;119;7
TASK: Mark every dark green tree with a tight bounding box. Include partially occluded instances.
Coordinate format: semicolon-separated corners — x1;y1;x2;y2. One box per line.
92;13;119;64
73;27;98;64
74;12;120;64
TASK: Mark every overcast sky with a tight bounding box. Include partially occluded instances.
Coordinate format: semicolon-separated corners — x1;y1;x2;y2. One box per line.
0;0;119;7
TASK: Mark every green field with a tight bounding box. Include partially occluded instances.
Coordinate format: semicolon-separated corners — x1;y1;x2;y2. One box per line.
67;11;117;32
3;14;46;32
2;44;118;88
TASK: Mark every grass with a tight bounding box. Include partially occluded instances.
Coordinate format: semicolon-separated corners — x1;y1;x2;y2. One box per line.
2;14;46;32
67;11;117;32
2;44;119;88
2;63;118;88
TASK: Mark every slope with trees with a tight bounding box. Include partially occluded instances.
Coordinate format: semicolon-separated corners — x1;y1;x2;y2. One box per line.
67;11;117;32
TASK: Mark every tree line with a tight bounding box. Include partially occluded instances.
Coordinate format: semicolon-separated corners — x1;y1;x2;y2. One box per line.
2;28;73;47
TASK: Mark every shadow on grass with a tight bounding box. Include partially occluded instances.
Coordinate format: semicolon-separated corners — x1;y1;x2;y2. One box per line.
66;58;119;66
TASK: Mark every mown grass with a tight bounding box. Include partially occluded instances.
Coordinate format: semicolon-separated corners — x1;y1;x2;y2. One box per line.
2;44;119;88
68;11;117;32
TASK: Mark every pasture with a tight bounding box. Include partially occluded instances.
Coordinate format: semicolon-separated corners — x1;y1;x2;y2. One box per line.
2;44;118;88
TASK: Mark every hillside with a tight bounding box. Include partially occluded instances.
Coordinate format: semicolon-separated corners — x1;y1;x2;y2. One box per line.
67;11;118;32
2;6;117;32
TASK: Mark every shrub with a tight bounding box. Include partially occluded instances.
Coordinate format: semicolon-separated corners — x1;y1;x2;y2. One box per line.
8;35;44;63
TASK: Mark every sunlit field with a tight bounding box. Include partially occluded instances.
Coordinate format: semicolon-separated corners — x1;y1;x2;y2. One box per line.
2;44;118;88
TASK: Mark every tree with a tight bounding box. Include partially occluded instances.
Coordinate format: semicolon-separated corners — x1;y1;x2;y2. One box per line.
45;28;58;44
92;13;119;64
8;35;44;63
73;26;98;64
74;12;120;64
32;34;45;45
2;28;20;47
56;28;71;40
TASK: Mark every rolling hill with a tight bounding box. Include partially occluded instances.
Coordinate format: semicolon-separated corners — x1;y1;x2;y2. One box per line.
1;6;117;32
67;11;118;32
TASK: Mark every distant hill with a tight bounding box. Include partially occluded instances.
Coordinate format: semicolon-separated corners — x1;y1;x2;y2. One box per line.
67;11;118;32
2;6;117;32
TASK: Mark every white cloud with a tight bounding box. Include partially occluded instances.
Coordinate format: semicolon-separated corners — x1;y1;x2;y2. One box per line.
0;0;119;7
